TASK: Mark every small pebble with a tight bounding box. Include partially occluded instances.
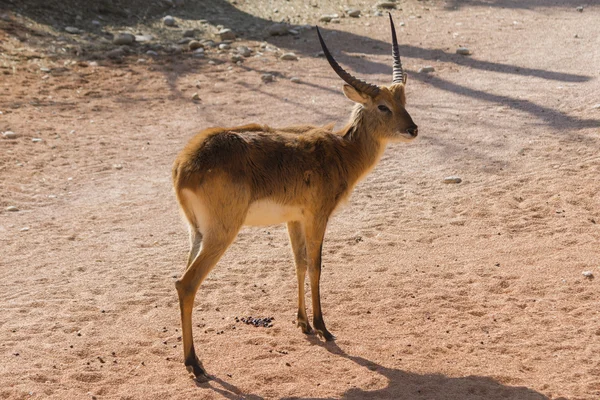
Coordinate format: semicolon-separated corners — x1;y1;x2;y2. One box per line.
146;50;159;56
443;176;462;184
267;23;289;36
261;73;274;83
135;34;154;43
113;32;135;45
592;104;600;109
280;52;298;61
319;14;338;22
20;227;30;232
6;206;19;212
288;29;299;35
582;271;594;279
576;6;584;12
192;93;200;100
218;28;236;41
348;9;361;18
163;16;176;26
40;67;51;72
456;47;471;55
231;54;244;63
377;2;397;10
65;26;81;34
183;29;195;38
32;138;43;143
188;40;203;50
237;46;252;57
418;66;435;73
2;131;17;139
113;164;123;170
290;77;301;83
219;43;230;50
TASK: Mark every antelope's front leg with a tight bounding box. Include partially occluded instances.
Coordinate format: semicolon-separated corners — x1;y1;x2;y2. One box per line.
287;221;312;334
305;219;335;341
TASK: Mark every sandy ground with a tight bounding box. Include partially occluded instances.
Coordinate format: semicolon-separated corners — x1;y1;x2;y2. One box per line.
1;1;600;399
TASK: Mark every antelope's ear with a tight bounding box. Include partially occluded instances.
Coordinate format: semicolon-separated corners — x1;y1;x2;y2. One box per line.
343;84;370;104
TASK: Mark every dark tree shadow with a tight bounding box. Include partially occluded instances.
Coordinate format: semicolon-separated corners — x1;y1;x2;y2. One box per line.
444;0;594;10
2;0;598;132
281;338;564;400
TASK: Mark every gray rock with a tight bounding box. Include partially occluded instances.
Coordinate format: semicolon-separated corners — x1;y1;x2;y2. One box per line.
202;40;216;48
348;9;361;18
113;32;135;45
290;77;301;83
231;54;244;63
261;73;274;83
218;28;236;41
331;18;341;24
65;26;81;34
418;66;435;73
288;29;299;35
2;131;17;139
188;40;203;50
218;43;230;50
146;50;159;56
373;10;384;17
178;37;193;44
267;23;289;36
237;46;252;57
443;176;462;184
163;16;176;26
91;20;101;27
576;6;584;12
280;52;298;61
456;47;471;55
6;206;19;212
377;2;397;9
183;29;195;37
582;270;593;278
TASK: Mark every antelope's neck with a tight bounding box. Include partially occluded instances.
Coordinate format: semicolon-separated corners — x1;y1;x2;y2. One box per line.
341;111;386;188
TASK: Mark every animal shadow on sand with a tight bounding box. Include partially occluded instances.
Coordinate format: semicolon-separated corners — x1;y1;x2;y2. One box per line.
280;337;562;400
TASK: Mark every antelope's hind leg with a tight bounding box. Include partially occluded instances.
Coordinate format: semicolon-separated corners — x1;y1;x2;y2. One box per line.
175;190;245;379
287;221;312;334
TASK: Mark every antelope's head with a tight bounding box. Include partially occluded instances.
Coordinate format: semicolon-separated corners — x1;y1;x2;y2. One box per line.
317;14;418;142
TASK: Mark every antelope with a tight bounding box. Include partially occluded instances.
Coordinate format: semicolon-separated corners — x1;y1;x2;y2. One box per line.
172;14;418;379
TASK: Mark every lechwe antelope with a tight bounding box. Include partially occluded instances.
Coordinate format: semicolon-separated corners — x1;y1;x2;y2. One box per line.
172;14;418;379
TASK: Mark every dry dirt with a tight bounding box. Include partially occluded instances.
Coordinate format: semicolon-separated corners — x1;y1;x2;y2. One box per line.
1;1;600;399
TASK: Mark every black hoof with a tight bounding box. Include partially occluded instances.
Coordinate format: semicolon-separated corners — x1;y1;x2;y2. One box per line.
298;321;313;335
316;329;336;341
185;355;207;380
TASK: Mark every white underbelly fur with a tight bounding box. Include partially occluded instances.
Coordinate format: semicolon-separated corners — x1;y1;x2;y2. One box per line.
181;189;303;231
244;200;303;226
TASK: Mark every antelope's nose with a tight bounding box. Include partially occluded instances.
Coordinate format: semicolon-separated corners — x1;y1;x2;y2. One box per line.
406;126;418;137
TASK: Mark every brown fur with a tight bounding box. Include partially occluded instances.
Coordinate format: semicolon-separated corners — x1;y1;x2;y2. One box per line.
172;82;418;379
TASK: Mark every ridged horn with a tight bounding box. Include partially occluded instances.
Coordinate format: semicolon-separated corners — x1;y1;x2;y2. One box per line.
316;26;380;97
389;13;404;84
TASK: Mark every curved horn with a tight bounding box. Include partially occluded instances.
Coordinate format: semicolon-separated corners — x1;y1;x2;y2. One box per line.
389;13;404;84
316;27;380;97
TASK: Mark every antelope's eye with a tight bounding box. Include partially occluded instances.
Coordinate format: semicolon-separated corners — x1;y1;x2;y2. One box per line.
378;105;391;113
